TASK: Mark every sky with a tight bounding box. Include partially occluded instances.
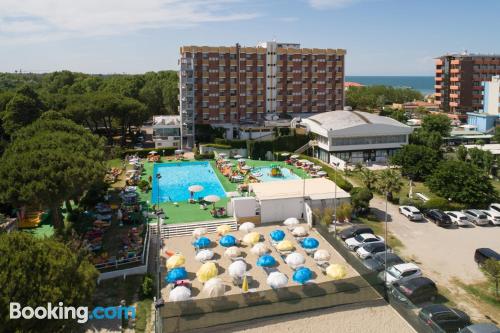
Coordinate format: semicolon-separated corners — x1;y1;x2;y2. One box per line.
0;0;499;75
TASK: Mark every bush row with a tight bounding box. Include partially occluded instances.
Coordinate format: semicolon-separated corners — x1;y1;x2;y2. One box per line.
194;151;215;160
248;134;310;160
202;143;232;149
122;147;177;158
399;197;466;211
214;138;247;149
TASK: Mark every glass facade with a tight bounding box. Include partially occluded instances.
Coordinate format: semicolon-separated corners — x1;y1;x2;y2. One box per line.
331;135;406;146
153;128;181;138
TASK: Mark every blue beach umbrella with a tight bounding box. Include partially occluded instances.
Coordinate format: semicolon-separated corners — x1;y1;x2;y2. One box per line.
293;267;312;284
257;254;277;267
301;237;319;249
270;229;285;242
219;234;237;247
165;267;188;284
193;237;211;249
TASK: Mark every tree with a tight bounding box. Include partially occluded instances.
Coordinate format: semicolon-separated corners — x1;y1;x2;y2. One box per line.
359;168;378;191
468;147;494;174
0;112;106;229
350;187;373;215
426;160;497;206
1;85;44;136
421;114;451;137
390;144;440;181
409;128;443;151
456;145;468;161
346;85;422;111
481;259;500;297
0;232;98;332
377;169;403;202
336;203;353;223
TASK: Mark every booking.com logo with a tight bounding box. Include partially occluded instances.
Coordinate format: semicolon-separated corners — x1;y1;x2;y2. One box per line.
10;302;136;323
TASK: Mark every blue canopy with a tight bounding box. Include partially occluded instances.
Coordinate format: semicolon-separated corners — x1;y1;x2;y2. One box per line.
293;267;312;284
219;234;237;247
257;254;277;267
269;229;285;242
301;237;319;249
193;237;211;249
165;267;188;283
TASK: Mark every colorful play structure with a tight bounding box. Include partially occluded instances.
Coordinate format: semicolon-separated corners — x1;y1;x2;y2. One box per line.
269;164;283;177
17;209;49;229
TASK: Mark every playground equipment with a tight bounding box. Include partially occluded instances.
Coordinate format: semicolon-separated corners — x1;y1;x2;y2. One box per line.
17;209;45;229
269;164;283;177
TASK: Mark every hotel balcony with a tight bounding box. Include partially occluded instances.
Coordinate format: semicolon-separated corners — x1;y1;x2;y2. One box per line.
450;93;459;98
436;69;443;74
435;92;441;97
450;85;459;90
435;59;443;66
450;77;460;82
257;107;264;113
449;102;459;107
230;60;237;66
450;68;460;74
451;59;460;65
434;84;442;89
435;76;443;81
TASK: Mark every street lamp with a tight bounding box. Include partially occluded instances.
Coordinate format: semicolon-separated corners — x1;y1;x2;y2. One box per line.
155;172;162;333
331;161;339;237
384;188;389;288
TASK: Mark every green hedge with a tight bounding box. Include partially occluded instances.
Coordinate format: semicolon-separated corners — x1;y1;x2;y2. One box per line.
122;147;176;158
399;197;466;212
214;138;247;149
299;154;353;192
194;152;215;160
248;134;310;160
202;143;231;149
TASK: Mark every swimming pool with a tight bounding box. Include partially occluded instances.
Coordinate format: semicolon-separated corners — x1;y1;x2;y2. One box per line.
151;162;226;203
251;166;300;182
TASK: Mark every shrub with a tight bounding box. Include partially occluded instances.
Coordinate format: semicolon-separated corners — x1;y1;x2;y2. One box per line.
422;197;451;211
138;179;150;192
122;147;176;158
351;187;373;215
214;138;247;149
194;151;215;160
201;143;231;149
141;274;154;298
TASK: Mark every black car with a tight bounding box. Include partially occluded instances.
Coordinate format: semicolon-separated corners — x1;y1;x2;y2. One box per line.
474;248;500;266
459;323;500;333
340;225;374;241
419;304;471;333
425;209;453;227
391;277;437;304
363;252;405;272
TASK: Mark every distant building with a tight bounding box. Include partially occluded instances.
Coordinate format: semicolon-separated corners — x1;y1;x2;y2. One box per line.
179;42;346;146
401;101;440;114
344;81;364;90
299;110;413;166
152;115;181;148
467;75;500;133
435;53;500;117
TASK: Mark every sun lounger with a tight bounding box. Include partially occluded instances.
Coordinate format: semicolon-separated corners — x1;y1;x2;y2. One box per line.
261;266;279;276
316;261;330;273
232;275;253;287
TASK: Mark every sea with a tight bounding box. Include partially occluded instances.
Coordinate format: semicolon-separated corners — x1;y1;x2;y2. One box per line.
345;76;435;96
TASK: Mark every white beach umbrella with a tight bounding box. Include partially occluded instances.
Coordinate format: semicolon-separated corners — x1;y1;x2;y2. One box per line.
224;246;241;258
168;286;191;302
188;185;204;193
192;227;207;238
283;217;299;228
237;158;246;163
242;165;252;170
218;153;227;157
312;165;322;171
281;152;290;157
202;278;225;297
204;195;220;203
195;249;214;262
285;252;306;269
251;243;269;256
267;271;288;289
291;155;299;159
234;154;243;159
292;226;308;237
228;260;247;278
313;249;331;262
317;171;327;177
239;222;255;234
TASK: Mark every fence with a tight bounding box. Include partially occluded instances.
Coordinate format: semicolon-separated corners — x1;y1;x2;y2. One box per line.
150;219;237;239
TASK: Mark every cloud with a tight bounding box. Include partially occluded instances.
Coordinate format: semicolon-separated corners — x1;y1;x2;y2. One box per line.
0;0;259;43
308;0;363;9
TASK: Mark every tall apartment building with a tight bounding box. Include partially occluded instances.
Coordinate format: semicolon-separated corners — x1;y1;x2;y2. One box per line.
179;42;346;146
435;53;500;117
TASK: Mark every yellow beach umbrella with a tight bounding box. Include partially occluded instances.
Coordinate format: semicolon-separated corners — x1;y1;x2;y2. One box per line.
166;254;185;270
242;275;249;292
196;262;218;283
217;224;232;236
276;240;294;252
243;232;261;245
326;264;347;280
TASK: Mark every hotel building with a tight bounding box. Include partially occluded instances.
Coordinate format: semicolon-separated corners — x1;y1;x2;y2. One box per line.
179;41;346;146
435;53;500;117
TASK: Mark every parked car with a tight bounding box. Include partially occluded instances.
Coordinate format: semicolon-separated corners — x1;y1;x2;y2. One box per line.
399;205;423;221
390;277;438;304
419;304;471;333
459;323;500;333
425;209;453;227
339;225;374;241
356;242;389;259
445;211;473;227
481;210;500;226
474;248;500;266
489;203;500;214
379;263;422;286
363;252;404;272
463;210;489;226
345;233;384;251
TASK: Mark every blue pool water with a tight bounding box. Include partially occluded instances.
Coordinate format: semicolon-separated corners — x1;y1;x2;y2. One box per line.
151;162;226;203
251;167;300;182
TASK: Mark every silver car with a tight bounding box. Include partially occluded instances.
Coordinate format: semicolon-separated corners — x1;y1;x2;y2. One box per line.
463;210;489;226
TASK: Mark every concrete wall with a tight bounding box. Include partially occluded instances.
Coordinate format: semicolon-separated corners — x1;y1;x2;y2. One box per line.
259;197;304;223
199;145;248;158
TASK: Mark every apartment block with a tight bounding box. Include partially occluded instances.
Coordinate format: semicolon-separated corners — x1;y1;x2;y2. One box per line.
435;53;500;117
179;42;346;146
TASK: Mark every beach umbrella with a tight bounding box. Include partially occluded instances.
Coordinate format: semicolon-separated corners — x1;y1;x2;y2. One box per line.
175;149;184;155
293;267;312;284
267;272;288;289
317;171;327;177
285;252;306;269
195;249;214;262
312;165;322;171
313;249;331;262
237;158;246;163
239;222;255;234
188;185;204;199
192;227;207;238
276;240;294;252
216;224;232;236
283;217;299;229
270;229;285;242
302;237;319;250
224;246;241;258
202;278;225;297
291;154;299;159
166;254;185;270
148;150;158;155
281;152;290;157
241;165;252;170
219;234;237;247
165;267;188;284
292;226;308;237
257;254;277;267
205;195;221;209
243;231;261;245
193;237;211;249
218;153;227;158
196;262;218;283
326;264;347;280
242;275;249;292
228;260;247;278
234;154;242;159
251;243;268;256
168;286;191;302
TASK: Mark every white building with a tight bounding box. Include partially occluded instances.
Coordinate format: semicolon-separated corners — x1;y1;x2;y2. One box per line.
300;110;413;165
152;115;182;148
